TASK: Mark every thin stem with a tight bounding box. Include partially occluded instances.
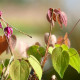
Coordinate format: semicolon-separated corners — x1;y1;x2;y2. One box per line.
42;24;52;68
61;19;80;44
1;18;32;38
68;19;80;37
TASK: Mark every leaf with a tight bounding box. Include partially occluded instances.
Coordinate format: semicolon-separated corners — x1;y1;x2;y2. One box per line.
48;47;53;54
55;44;61;48
53;12;56;21
28;55;42;80
4;59;10;67
57;33;70;47
0;35;8;55
57;36;64;45
0;64;3;75
64;33;70;47
61;44;68;51
38;47;45;57
52;47;69;78
57;14;62;27
9;60;30;80
6;35;17;53
68;48;80;73
27;45;45;62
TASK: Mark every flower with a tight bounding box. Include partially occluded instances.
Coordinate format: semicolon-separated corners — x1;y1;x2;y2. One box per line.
0;11;2;17
4;27;13;38
0;22;2;28
54;9;67;27
46;8;67;28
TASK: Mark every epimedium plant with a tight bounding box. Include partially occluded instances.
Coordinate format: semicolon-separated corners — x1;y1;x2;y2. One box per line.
0;8;80;80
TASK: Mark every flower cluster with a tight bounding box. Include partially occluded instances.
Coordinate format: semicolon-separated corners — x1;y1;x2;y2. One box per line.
0;11;13;38
4;26;13;38
47;8;67;28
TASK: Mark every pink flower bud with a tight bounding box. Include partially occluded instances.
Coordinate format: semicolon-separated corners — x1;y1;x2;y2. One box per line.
4;27;13;38
0;22;2;28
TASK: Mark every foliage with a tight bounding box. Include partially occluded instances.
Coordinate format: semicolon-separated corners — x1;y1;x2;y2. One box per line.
0;8;80;80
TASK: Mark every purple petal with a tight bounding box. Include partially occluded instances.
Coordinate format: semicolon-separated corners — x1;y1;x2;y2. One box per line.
4;27;13;38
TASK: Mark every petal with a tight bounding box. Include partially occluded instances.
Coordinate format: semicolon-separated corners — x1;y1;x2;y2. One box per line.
47;8;53;21
61;12;67;27
4;27;13;38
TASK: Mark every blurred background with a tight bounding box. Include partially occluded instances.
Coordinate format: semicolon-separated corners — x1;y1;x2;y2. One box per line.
0;0;80;49
0;0;80;80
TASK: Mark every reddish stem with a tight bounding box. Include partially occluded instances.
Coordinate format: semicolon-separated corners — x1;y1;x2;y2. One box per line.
42;24;52;68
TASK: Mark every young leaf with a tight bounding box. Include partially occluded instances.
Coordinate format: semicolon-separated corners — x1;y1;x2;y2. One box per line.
9;60;30;80
27;45;45;62
52;47;69;78
61;44;68;51
28;55;42;80
0;35;8;55
68;48;80;73
0;64;3;75
55;44;61;48
4;59;10;67
48;47;53;54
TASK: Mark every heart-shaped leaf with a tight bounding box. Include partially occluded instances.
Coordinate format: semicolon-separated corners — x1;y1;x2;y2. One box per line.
9;60;30;80
27;45;45;62
52;47;69;78
68;48;80;73
0;35;8;55
28;55;42;80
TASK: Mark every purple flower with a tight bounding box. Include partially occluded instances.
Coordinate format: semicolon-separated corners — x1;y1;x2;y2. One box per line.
0;22;2;28
4;27;13;38
0;11;2;16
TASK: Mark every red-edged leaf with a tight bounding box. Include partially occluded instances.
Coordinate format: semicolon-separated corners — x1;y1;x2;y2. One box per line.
0;35;8;55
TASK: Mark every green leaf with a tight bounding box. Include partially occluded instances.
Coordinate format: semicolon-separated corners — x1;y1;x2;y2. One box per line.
4;59;10;67
55;44;61;48
28;55;42;80
27;45;45;62
52;47;69;78
68;48;80;73
48;47;53;54
0;64;3;76
38;47;45;56
9;60;30;80
61;44;68;51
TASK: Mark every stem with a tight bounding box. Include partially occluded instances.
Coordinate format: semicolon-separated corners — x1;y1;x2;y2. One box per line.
62;19;80;44
68;19;80;37
42;24;52;68
1;18;32;38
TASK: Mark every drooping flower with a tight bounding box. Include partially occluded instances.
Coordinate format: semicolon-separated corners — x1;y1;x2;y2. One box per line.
54;9;67;27
0;11;2;17
47;8;67;28
0;22;2;28
4;27;13;38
